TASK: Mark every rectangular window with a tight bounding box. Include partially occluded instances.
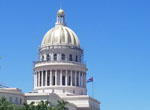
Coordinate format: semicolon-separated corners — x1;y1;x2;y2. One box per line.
9;97;12;103
20;98;22;104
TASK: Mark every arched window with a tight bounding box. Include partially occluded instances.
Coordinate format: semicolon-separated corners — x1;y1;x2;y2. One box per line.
76;55;78;62
69;54;72;61
54;54;57;61
42;56;44;61
47;54;50;61
61;54;65;61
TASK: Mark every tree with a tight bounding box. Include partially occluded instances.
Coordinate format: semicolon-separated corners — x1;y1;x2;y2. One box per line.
55;100;68;110
0;97;69;110
0;97;13;110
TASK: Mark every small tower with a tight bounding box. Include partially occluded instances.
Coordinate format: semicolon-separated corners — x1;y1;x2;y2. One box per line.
56;9;66;25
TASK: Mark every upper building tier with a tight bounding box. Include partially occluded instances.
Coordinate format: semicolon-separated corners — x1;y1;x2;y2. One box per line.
41;9;80;48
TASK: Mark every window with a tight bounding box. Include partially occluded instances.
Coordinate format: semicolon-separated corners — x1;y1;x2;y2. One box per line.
47;54;50;61
61;54;65;61
20;98;22;104
42;56;44;61
76;55;78;62
54;54;57;61
9;97;12;103
15;97;18;104
69;54;72;61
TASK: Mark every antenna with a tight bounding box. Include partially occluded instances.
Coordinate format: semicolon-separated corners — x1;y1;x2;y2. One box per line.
60;0;62;9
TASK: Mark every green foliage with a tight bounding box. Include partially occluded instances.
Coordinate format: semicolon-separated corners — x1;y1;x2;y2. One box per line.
55;100;68;110
0;97;12;110
0;97;68;110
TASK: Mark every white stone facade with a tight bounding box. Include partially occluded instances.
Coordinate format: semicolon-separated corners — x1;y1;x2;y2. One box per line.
0;88;24;105
0;9;100;110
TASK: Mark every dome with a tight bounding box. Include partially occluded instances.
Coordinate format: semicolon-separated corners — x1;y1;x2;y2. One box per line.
41;25;80;48
57;9;65;16
41;9;80;48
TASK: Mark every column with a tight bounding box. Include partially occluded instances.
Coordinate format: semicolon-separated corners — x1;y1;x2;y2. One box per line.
55;70;57;86
34;72;35;88
85;72;86;87
84;72;86;87
83;73;85;87
83;72;85;87
50;70;52;86
36;72;38;87
65;70;68;86
82;72;84;87
60;70;62;86
79;71;81;87
35;72;37;87
45;70;47;86
75;71;76;86
41;71;43;87
38;71;40;87
71;70;72;86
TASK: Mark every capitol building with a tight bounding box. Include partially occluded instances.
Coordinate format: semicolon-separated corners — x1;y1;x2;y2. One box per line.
0;9;100;110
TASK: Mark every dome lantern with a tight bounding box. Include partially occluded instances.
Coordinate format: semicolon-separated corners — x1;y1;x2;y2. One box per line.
56;9;66;26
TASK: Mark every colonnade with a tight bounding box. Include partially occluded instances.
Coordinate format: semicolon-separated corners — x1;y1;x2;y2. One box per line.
34;70;86;88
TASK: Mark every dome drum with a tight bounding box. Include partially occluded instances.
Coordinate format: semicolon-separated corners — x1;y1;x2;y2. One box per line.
38;47;83;64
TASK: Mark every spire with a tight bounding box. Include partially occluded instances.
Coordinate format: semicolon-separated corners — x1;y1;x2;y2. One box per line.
56;9;66;26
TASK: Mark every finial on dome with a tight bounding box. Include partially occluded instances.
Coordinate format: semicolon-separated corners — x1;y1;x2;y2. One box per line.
57;9;65;16
56;9;66;26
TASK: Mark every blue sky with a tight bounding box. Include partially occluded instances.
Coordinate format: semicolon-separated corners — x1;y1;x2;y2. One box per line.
0;0;150;110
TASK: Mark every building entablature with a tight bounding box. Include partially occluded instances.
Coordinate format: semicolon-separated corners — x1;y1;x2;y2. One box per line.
34;61;87;71
0;88;24;96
